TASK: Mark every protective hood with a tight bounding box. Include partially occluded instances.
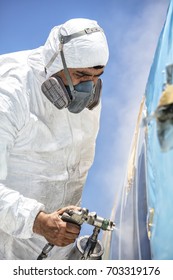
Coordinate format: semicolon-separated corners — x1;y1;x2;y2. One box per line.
41;18;109;78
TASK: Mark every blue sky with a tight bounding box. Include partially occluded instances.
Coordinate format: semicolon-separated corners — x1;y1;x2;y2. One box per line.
0;0;170;238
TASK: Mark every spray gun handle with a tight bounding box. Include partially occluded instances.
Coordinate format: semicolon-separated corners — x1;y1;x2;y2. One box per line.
60;208;89;225
60;211;83;225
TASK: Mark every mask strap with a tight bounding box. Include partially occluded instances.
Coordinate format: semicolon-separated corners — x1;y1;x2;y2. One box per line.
44;51;59;73
59;27;103;44
59;43;75;94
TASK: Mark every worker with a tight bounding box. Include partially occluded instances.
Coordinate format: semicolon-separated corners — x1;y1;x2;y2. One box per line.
0;18;109;259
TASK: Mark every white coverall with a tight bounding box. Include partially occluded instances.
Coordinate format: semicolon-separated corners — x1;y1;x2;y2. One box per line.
0;19;109;259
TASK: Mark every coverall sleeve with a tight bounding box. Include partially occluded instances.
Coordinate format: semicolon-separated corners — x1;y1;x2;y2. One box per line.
0;77;45;239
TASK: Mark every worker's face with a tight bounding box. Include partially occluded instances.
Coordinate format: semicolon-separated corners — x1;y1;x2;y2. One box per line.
42;67;104;113
56;67;104;86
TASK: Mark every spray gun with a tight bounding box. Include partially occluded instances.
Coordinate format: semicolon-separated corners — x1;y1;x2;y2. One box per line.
37;208;115;260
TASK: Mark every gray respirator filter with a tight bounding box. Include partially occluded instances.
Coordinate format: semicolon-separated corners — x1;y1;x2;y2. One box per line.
41;76;72;109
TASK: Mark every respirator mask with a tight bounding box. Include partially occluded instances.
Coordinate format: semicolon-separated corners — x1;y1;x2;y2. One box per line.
41;27;103;113
41;75;102;113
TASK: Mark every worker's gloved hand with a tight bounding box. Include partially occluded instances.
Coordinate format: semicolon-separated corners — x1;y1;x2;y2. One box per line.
33;205;81;247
